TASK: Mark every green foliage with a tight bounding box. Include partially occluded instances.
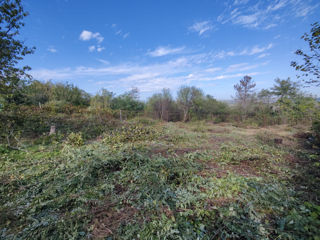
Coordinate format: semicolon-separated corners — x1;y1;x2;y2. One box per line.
271;78;298;100
111;88;144;113
1;122;320;239
66;132;84;146
0;0;35;103
103;124;161;145
177;86;204;122
24;81;90;107
89;88;114;110
216;142;281;164
234;75;256;120
311;115;320;147
291;22;320;86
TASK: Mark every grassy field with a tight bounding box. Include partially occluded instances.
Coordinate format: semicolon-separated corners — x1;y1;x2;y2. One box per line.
1;120;319;239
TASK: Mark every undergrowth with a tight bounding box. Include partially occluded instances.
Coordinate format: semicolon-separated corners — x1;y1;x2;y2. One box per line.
0;122;319;239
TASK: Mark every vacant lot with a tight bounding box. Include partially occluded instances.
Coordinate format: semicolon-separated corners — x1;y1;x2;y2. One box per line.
1;120;319;239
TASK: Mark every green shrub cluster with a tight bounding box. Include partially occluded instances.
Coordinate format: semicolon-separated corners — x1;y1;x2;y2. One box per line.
103;124;162;145
66;132;84;146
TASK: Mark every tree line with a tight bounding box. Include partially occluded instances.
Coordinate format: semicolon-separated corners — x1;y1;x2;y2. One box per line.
4;75;318;125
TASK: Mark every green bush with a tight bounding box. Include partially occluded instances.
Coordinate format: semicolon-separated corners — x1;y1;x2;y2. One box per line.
311;118;320;147
103;124;161;145
66;132;84;146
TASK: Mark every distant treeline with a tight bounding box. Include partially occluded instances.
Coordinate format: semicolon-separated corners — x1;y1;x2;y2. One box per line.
2;76;319;123
1;75;320;146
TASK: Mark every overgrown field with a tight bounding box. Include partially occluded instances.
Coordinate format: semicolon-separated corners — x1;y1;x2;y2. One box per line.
1;120;319;239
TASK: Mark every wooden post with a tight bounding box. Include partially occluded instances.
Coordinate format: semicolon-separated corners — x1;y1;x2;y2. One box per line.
49;125;56;135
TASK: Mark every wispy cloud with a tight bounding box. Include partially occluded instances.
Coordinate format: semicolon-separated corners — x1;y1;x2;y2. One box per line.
88;45;105;53
225;62;264;72
241;43;273;55
257;53;270;59
88;45;96;52
47;46;57;53
205;67;222;73
79;30;104;43
31;50;266;93
218;0;319;29
97;59;110;65
215;43;273;59
110;24;130;39
189;21;214;35
147;46;185;57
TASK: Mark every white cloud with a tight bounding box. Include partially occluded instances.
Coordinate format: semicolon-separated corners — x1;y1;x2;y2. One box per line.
225;62;261;72
233;0;249;6
97;59;110;65
257;53;270;59
189;21;214;35
212;72;260;80
264;23;277;29
294;3;319;17
79;30;104;43
110;24;130;39
214;43;273;59
245;43;273;55
88;45;105;53
148;46;185;57
218;0;319;29
88;45;96;52
205;67;222;73
47;46;57;53
31;43;270;94
123;33;130;39
97;46;105;52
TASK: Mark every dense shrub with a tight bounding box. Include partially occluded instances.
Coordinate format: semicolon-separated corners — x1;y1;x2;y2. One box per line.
311;118;320;147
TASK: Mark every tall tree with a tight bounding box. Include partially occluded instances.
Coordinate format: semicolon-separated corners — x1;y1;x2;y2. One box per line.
291;22;320;86
0;0;35;104
177;86;203;122
147;88;173;121
258;89;273;105
271;78;298;101
90;88;114;110
234;75;256;119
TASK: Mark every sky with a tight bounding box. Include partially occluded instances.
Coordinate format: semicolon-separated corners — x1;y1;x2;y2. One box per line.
20;0;320;100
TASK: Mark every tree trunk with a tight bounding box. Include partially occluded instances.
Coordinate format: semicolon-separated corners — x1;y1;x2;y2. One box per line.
183;109;188;122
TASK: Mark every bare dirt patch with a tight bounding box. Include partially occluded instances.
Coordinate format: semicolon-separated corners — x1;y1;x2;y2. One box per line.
90;200;137;239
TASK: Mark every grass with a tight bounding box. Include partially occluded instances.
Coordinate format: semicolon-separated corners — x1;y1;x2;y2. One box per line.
0;121;319;239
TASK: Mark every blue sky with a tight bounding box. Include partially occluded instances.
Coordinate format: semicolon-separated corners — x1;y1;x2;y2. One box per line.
20;0;320;100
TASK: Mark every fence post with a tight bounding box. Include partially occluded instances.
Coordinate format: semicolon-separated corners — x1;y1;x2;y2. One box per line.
49;125;56;135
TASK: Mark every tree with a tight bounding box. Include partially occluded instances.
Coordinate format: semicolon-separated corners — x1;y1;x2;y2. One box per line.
146;88;173;121
233;75;256;120
0;0;35;148
24;80;51;106
271;78;298;101
111;89;144;114
0;0;35;104
90;88;114;110
291;22;320;86
51;82;90;106
258;89;273;105
177;86;203;122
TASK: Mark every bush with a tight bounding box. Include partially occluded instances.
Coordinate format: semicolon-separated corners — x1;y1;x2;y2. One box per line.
103;124;161;145
311;118;320;147
66;132;84;146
